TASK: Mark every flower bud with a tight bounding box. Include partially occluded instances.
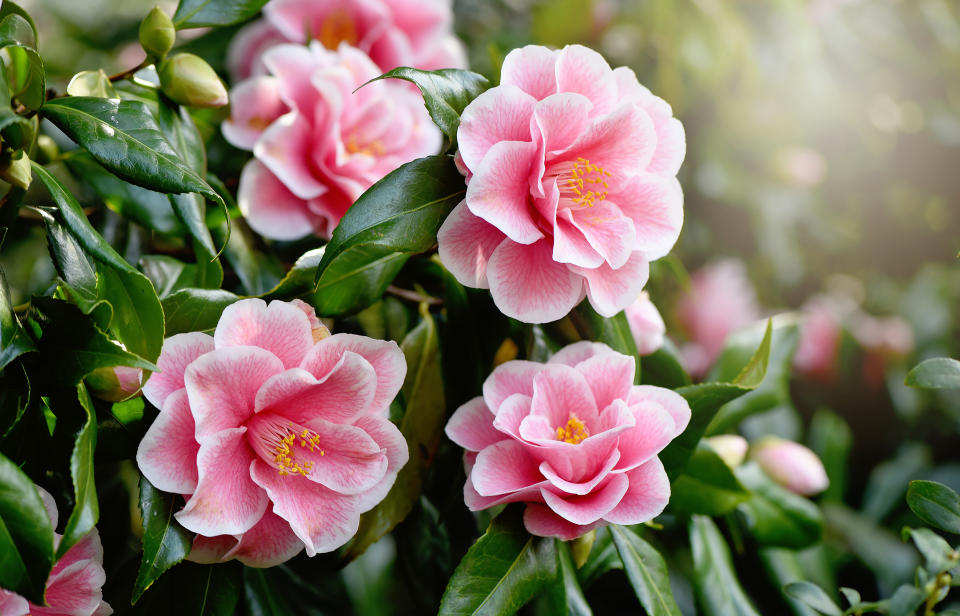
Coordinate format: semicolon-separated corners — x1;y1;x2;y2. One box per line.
159;53;228;108
0;151;31;190
705;434;748;469
139;6;176;59
35;135;59;165
87;365;144;402
750;436;829;496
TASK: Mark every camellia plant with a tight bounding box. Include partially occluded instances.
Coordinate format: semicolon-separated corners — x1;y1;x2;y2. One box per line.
1;0;958;615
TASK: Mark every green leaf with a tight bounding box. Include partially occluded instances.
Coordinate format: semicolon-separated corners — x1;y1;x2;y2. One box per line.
173;0;270;28
56;384;99;559
548;540;592;616
670;442;751;516
906;480;960;534
161;288;239;335
66;69;118;98
886;585;926;616
439;506;558;616
905;357;960;390
783;582;842;616
345;304;445;560
823;503;918;592
183;563;242;615
0;267;34;371
141;254;221;297
640;338;691;389
578;527;622;587
902;527;958;575
759;549;820;616
570;303;641;383
133;477;194;603
0;451;55;604
40;97;219;200
0;2;37;45
0;56;33;148
735;463;823;549
262;248;324;299
4;45;44;109
216;220;284;296
372;67;489;149
242;567;294;615
314;155;464;315
689;515;761;616
609;526;682;616
0;14;36;49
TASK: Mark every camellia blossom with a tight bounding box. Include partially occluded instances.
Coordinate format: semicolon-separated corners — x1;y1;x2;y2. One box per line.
227;0;466;81
793;295;845;381
445;341;690;539
222;42;441;239
136;298;408;566
438;44;686;323
625;291;665;355
750;436;829;497
0;486;112;616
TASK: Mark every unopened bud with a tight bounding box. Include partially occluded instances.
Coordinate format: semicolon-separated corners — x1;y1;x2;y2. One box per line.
570;530;596;567
706;434;748;469
87;365;144;402
159;53;228;108
35;135;59;165
0;151;31;190
750;436;829;496
139;6;176;59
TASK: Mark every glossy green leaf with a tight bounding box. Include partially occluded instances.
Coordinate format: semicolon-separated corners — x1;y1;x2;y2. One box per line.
807;410;852;503
609;526;682;616
670;442;751;516
548;540;592;616
4;45;43;109
345;304;445;560
183;563;242;615
578;527;622;587
141;254;221;297
262;248;324;299
0;56;33;148
56;383;98;558
906;480;960;534
736;463;823;549
242;567;295;615
161;288;239;335
783;582;841;616
216;220;284;297
0;14;35;49
173;0;270;28
689;515;761;616
759;549;819;616
905;357;960;390
372;67;489;149
439;506;558;616
0;2;36;44
0;451;55;604
902;527;957;574
314;155;464;315
133;477;194;603
66;69;118;98
0;267;34;371
571;303;640;383
640;338;691;389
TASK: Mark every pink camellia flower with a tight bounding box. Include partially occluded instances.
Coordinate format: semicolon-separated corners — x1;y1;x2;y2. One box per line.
750;436;829;497
625;292;665;355
438;44;685;323
0;486;112;616
677;259;760;378
136;298;408;565
445;341;690;539
227;0;467;81
222;42;441;239
793;295;845;381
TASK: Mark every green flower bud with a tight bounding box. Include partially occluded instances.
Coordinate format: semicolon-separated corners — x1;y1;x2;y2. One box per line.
86;365;143;402
0;151;31;190
159;53;229;108
139;6;176;59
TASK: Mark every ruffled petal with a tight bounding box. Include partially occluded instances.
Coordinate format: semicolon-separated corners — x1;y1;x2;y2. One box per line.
522;503;596;540
465;140;543;244
136;389;200;494
499;45;559;100
238;161;317;241
437;201;506;289
457;84;537;172
614;174;683;261
222;76;289;150
573;251;650;317
541;473;629;525
486;239;584;323
445;397;503;452
482;360;543;412
142;332;214;410
215;298;315;369
470;440;545;497
602;457;670;524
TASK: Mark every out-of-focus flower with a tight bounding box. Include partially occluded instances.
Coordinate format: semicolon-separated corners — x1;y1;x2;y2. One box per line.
223;42;441;240
677;259;760;378
136;298;408;565
625;292;665;355
0;486;112;616
853;315;915;359
438;44;685;323
750;436;829;496
86;365;143;402
227;0;466;81
793;295;846;381
706;434;748;469
445;341;690;539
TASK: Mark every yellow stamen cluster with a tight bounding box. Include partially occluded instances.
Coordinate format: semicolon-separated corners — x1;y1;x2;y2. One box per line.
274;428;325;477
566;157;611;208
316;9;359;50
556;415;590;445
345;134;386;157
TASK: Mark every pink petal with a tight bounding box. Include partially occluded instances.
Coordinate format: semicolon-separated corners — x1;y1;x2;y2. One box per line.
570;201;636;269
39;557;106;616
532;402;634;482
552;208;605;269
136;389;200;494
254;354;377;425
0;591;28;615
350;415;409;511
437;201;507;289
491;393;535;440
602;458;669;524
142;332;214;410
649;117;686;178
238;161;317;241
299;334;406;414
548;341;613;367
529;364;599;430
523;503;596;540
626;385;691;435
565;104;656;180
539;450;620;496
50;529;102;574
575;351;635;410
499;45;559;100
222;76;289;150
254;111;328;200
614;174;683;261
574;251;651;317
555;45;618;116
464;476;546;511
531;93;593;158
261;44;321;112
482;360;543;411
612;401;678;472
457;84;537;172
465;140;543;244
250;460;363;556
541;473;629;525
188;534;238;565
176;428;269;536
486;239;584;323
229;506;304;567
215;298;315;369
184;346;284;439
445;397;503;452
226;19;287;81
470;440;544;497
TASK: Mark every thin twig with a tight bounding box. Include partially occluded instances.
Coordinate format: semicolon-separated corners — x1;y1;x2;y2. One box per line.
108;61;149;82
386;285;442;305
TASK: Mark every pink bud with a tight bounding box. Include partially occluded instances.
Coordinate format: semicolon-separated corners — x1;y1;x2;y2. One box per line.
625;292;666;356
705;434;748;468
87;365;143;402
750;436;829;496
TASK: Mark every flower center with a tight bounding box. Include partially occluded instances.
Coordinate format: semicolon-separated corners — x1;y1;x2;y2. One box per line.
345;133;385;157
561;157;611;209
249;416;326;477
316;9;359;50
556;414;590;444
